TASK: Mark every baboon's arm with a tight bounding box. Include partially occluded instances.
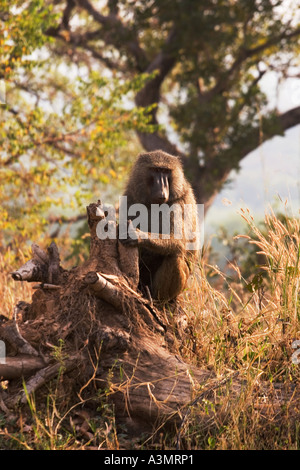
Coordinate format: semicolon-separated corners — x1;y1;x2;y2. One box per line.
121;227;195;256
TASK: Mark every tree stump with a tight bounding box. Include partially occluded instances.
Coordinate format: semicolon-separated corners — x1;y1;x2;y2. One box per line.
1;201;217;438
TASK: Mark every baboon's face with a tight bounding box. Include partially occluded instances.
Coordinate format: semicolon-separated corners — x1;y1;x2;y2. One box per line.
147;167;171;204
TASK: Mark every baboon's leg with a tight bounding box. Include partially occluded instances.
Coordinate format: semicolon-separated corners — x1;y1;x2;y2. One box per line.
152;256;189;302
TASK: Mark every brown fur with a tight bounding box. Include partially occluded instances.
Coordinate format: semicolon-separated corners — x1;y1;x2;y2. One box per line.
122;150;199;302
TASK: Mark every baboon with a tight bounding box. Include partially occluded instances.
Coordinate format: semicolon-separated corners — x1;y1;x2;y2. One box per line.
121;150;199;302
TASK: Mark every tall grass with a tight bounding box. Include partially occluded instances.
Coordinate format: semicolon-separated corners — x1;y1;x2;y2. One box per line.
172;207;300;449
0;249;33;319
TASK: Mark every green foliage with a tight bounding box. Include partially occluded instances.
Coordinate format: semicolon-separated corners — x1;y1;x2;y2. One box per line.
163;0;298;165
0;1;156;256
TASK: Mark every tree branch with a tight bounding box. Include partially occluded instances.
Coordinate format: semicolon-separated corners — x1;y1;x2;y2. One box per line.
202;26;300;101
62;0;76;30
134;28;186;159
135;28;178;109
47;2;182;158
193;105;300;211
46;0;148;71
233;105;300;164
279;105;300;131
248;25;300;57
76;0;148;71
47;26;124;70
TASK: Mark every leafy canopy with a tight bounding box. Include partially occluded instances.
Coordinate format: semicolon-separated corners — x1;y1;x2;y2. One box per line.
42;0;300;207
0;0;155;256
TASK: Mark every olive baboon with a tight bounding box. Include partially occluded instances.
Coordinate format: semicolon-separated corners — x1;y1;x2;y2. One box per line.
121;150;199;302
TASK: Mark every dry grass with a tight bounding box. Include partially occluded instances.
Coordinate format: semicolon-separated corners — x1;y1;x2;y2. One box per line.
0;249;33;320
169;207;300;450
1;208;300;450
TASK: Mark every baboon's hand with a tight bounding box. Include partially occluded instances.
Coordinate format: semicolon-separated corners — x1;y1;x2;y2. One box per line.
119;222;141;246
120;237;139;246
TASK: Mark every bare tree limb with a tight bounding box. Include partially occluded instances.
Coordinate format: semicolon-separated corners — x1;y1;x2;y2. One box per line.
192;104;300;212
134;28;187;159
202;26;300;101
76;0;148;71
5;357;79;406
279;105;300;131
0;357;46;381
0;312;39;357
62;0;76;30
232;105;300;164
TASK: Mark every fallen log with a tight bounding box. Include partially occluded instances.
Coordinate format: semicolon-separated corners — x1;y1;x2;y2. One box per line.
0;356;46;381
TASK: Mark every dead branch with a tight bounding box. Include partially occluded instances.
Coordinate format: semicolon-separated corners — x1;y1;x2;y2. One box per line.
0;356;46;381
11;242;64;284
11;245;48;282
32;284;61;290
47;241;61;284
0;306;38;357
84;271;166;333
84;271;127;309
5;356;79;407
